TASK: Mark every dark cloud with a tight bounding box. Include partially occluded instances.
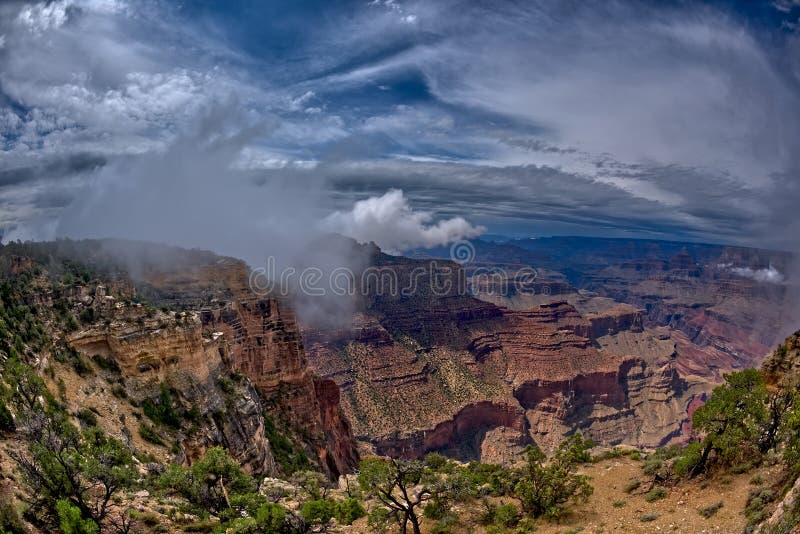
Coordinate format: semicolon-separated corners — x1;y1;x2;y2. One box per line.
0;154;105;188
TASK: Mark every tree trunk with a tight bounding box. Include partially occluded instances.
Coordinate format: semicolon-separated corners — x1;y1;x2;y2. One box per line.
691;441;713;477
408;511;422;534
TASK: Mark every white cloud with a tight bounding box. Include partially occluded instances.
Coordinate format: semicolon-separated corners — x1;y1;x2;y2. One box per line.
718;263;786;283
322;188;485;252
17;1;71;33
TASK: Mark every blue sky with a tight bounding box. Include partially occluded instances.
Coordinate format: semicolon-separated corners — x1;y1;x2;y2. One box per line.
0;0;799;257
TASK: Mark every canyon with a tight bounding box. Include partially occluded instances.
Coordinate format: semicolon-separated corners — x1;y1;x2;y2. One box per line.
303;237;797;462
4;236;795;473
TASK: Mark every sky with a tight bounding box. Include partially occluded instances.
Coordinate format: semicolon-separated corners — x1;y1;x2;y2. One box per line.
0;0;799;258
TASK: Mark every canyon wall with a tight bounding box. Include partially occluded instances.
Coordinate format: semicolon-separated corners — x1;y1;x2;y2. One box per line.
304;252;701;460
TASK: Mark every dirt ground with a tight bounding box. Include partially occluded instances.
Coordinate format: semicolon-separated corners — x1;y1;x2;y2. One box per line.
343;456;780;534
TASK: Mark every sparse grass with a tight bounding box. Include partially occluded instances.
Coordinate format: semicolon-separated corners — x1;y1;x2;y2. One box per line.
612;500;626;508
699;501;723;519
731;462;753;474
645;486;668;502
749;474;765;485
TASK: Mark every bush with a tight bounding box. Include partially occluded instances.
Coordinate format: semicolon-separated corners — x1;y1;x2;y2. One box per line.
263;415;310;475
69;353;93;377
138;422;165;445
745;487;775;525
76;408;98;427
612;500;626;508
111;384;127;399
335;497;366;525
57;500;99;534
512;434;593;519
623;480;641;494
673;441;704;477
0;490;24;533
699;501;723;518
645;487;668;502
142;384;181;428
0;403;15;432
640;513;659;522
424;499;448;521
301;499;336;527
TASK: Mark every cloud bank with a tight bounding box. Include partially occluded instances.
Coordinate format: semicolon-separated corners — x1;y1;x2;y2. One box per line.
0;0;798;253
323;188;484;253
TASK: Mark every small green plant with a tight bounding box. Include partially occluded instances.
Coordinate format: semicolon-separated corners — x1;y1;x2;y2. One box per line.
745;487;775;525
138;422;165;445
142;384;180;428
111;384;127;399
749;474;765;485
645;486;667;502
612;500;626;508
640;513;659;522
623;480;641;494
731;462;753;474
699;501;723;519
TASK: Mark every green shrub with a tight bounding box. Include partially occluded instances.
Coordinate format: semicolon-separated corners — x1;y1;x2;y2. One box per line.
623;480;641;494
673;441;704;477
640;513;659;522
745;487;775;525
76;408;98;427
335;497;366;525
111;384;127;399
70;353;93;377
424;499;448;520
138;422;165;445
0;403;15;432
0;490;24;533
731;462;753;474
263;415;309;474
645;487;668;502
56;499;99;534
612;500;626;508
512;434;593;519
142;384;181;428
301;499;336;527
750;474;765;485
699;501;723;519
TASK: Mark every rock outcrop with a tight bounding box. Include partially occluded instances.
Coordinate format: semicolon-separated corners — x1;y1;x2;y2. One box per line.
18;239;359;478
